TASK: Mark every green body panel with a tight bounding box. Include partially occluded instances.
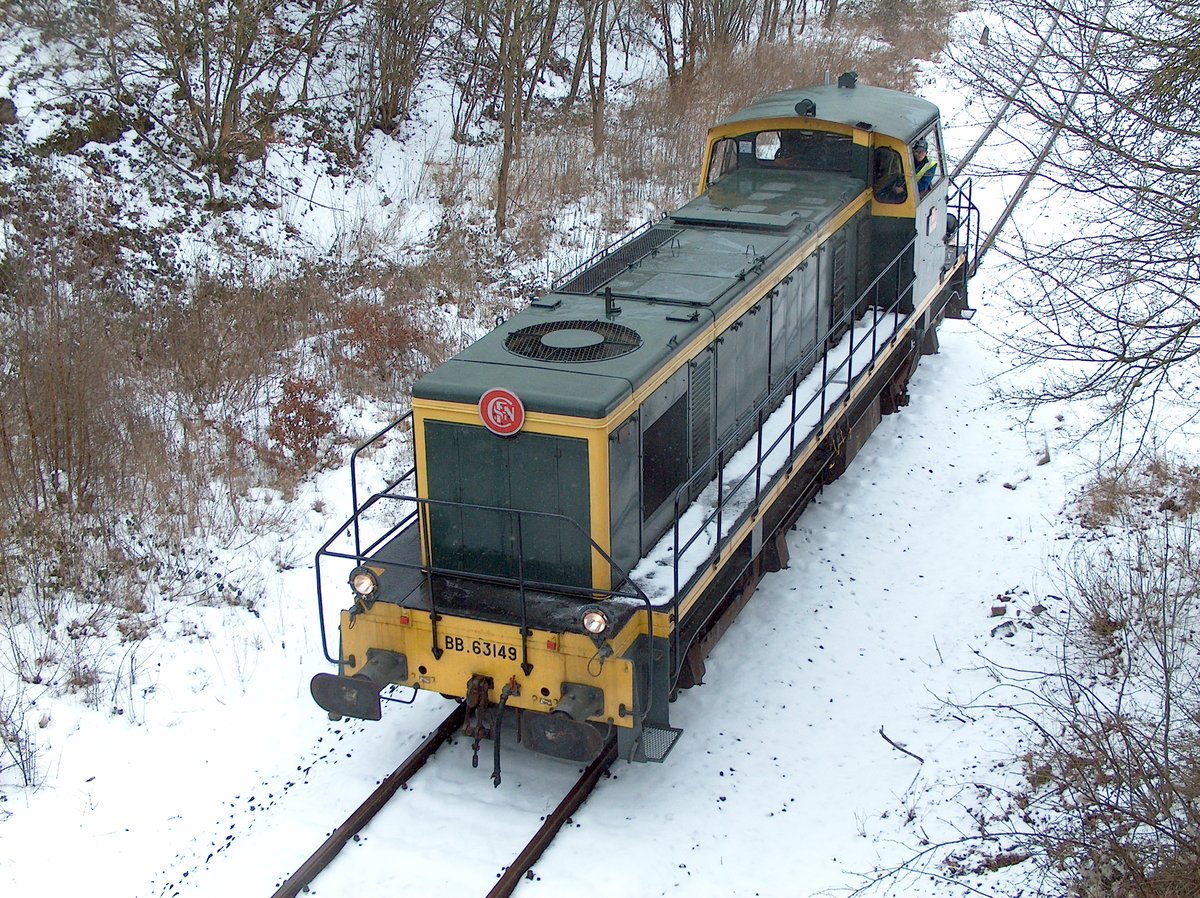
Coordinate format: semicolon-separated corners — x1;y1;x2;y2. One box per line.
870;216;917;311
607;413;642;574
424;423;592;588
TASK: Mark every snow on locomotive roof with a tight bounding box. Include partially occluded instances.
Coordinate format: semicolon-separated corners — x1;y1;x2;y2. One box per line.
712;82;939;143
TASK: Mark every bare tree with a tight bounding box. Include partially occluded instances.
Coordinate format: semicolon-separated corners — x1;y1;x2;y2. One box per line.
79;0;354;202
852;462;1200;897
444;0;562;232
638;0;725;82
637;0;819;83
493;0;533;232
560;0;629;152
982;467;1200;896
447;0;496;142
586;0;624;153
349;0;447;152
958;0;1200;448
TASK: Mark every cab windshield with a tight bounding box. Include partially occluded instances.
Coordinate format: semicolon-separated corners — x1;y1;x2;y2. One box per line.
706;129;852;186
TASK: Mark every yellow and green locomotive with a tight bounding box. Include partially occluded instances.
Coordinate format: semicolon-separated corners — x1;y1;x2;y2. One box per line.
310;74;977;767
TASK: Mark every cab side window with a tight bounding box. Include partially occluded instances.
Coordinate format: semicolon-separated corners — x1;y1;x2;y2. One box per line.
754;131;781;161
706;137;739;187
873;147;906;204
913;130;941;196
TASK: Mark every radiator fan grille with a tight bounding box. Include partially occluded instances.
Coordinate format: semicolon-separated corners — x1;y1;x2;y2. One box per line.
504;320;642;363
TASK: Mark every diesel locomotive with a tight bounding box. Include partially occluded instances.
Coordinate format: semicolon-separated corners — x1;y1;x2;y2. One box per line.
310;73;979;774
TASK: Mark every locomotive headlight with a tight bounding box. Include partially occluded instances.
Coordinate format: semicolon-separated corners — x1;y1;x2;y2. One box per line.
349;566;380;598
581;606;609;636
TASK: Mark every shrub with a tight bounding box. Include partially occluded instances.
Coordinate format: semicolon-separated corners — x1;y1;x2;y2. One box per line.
340;299;433;383
0;683;38;786
266;376;337;471
952;460;1200;896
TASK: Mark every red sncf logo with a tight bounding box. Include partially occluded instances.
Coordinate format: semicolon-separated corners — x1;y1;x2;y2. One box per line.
479;388;525;436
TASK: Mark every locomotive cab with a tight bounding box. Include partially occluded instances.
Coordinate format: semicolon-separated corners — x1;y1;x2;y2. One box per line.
309;76;978;773
697;76;953;315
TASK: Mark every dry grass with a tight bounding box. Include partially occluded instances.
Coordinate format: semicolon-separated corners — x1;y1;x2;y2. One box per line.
499;21;946;268
847;0;959;65
1077;457;1200;528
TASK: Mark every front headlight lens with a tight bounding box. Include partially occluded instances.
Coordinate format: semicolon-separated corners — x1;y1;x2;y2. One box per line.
349;566;379;597
582;607;609;635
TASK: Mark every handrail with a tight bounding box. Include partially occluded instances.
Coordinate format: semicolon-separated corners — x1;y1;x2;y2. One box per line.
349;410;415;556
552;220;654;291
669;233;917;524
947;177;981;277
662;236;922;682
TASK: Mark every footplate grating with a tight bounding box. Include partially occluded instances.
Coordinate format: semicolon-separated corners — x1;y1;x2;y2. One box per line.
640;723;683;762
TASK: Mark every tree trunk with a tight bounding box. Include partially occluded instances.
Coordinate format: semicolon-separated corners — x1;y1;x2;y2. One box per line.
822;0;836;29
523;0;561;116
590;0;609;153
563;0;598;112
494;0;520;233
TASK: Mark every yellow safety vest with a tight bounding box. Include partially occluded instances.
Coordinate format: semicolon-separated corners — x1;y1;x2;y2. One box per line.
916;158;937;187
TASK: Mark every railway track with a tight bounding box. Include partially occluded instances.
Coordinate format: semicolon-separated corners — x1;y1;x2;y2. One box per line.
269;705;465;898
486;739;618;898
270;704;617;898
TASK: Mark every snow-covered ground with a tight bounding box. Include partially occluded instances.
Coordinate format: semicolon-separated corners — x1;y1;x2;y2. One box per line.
0;14;1127;898
0;247;1090;898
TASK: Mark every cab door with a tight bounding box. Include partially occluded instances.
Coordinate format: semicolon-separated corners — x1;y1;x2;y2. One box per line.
913;125;947;301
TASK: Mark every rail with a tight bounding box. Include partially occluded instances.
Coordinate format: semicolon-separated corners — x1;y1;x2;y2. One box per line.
272;705;614;898
947;0;1107;271
270;705;466;898
486;737;618;897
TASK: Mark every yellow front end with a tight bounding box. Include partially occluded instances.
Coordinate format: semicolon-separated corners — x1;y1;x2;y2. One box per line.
339;600;638;728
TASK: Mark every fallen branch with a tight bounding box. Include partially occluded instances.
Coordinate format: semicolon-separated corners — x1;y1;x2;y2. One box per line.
879;726;925;763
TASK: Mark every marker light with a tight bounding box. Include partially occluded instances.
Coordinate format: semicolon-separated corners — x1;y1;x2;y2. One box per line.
582;607;609;636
